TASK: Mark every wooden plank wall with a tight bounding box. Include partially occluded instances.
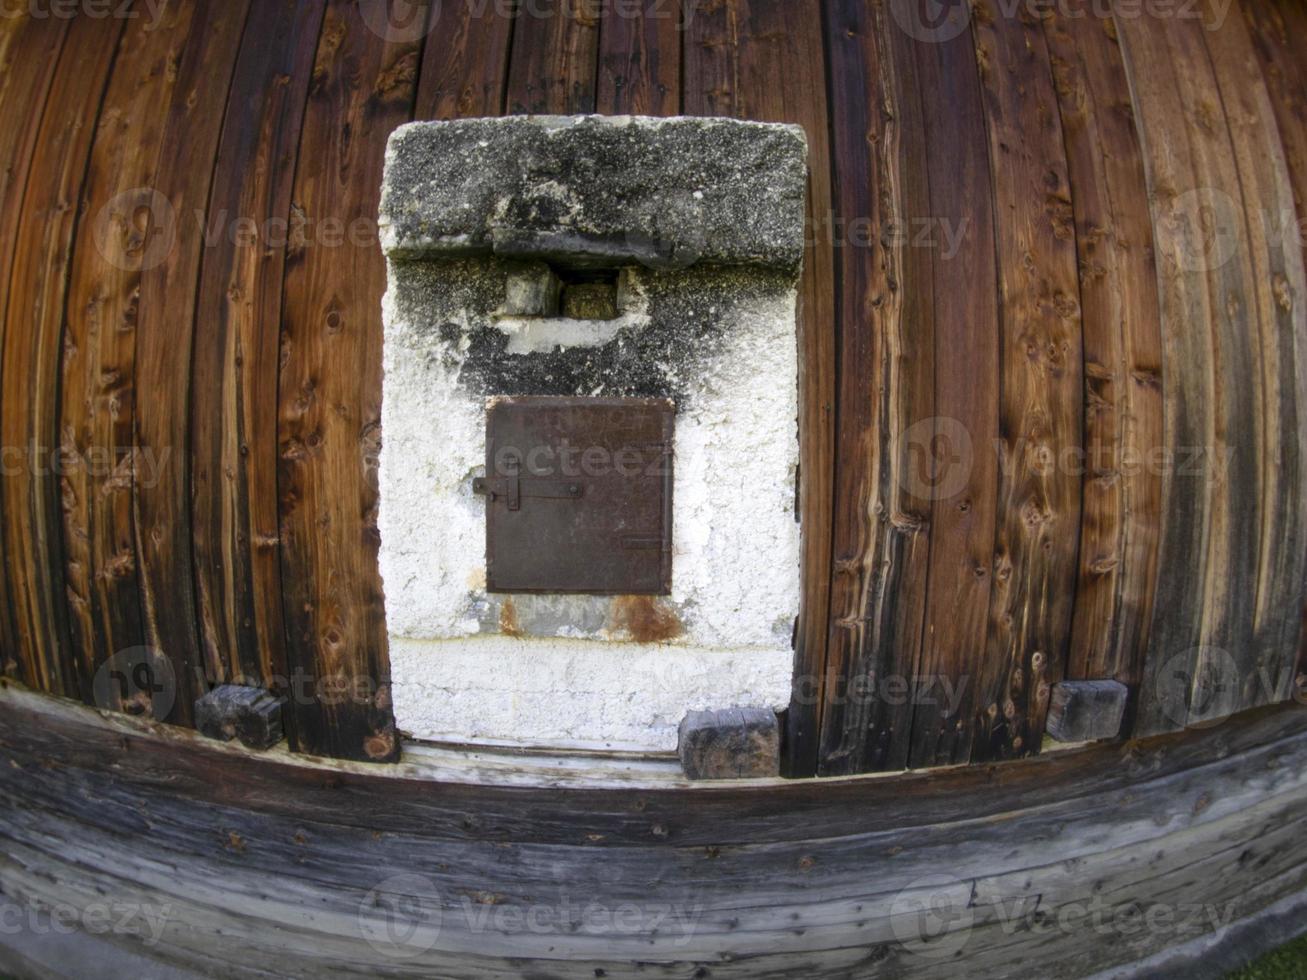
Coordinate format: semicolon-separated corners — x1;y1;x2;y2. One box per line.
0;0;1305;769
0;12;71;688
681;0;837;778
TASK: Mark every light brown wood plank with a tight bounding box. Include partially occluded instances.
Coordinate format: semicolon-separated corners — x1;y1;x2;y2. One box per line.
1042;6;1163;711
191;0;325;696
1204;0;1307;708
816;0;934;775
969;0;1085;762
597;0;680;115
1;13;125;700
683;0;836;778
506;0;600;114
277;0;427;761
1241;0;1307;704
905;11;1001;768
58;3;202;714
0;12;67;685
1117;11;1228;735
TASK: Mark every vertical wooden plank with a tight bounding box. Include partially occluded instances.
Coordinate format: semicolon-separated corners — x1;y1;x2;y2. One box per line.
1043;6;1163;708
597;0;680;116
904;12;1001;768
1117;11;1255;733
59;3;202;714
133;0;252;727
506;0;600;114
2;13;126;699
1241;0;1307;704
684;0;837;778
0;12;67;684
1160;15;1263;725
968;1;1084;761
415;0;515;119
1206;3;1307;706
191;0;325;696
278;0;426;761
815;0;934;775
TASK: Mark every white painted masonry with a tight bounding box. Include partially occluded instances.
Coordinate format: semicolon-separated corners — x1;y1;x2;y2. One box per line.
378;116;807;750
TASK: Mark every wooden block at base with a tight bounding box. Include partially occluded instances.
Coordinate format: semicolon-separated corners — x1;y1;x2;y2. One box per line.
195;685;285;750
1046;680;1129;743
677;707;780;780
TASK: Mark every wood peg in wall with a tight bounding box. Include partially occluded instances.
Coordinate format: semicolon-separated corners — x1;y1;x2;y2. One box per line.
677;707;780;780
195;685;285;750
1046;680;1129;744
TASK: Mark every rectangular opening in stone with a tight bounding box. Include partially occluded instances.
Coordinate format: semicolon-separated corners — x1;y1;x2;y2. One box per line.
473;396;674;595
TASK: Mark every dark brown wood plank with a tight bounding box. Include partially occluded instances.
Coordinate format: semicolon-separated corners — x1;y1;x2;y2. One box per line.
505;0;600;114
683;0;836;778
277;0;427;761
968;1;1084;762
0;12;67;685
58;3;203;714
191;0;325;697
1;13;125;700
1042;6;1163;708
596;0;680;115
905;12;1001;768
815;1;934;775
414;0;514;119
1205;1;1307;709
133;0;252;728
1241;0;1307;705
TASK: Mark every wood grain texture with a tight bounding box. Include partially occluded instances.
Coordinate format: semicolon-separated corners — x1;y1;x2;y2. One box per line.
816;0;934;775
0;12;68;685
1241;0;1307;702
414;0;515;118
133;0;252;727
1042;6;1163;706
683;0;836;778
2;684;1307;977
1;13;125;701
596;0;680;115
969;0;1084;762
191;0;325;697
1126;11;1267;731
1204;0;1307;709
1116;11;1221;737
906;14;1001;769
277;0;426;761
59;3;203;714
505;0;600;114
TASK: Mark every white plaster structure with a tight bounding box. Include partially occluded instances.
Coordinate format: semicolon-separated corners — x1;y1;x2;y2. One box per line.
378;116;808;749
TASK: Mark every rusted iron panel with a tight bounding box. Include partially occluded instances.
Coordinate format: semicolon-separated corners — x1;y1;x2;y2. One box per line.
474;396;674;595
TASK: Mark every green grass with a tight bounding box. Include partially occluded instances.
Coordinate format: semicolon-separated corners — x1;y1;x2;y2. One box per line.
1227;933;1307;979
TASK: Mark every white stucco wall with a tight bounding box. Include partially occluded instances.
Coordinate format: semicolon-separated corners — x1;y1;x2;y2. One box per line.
377;116;808;751
379;265;801;750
